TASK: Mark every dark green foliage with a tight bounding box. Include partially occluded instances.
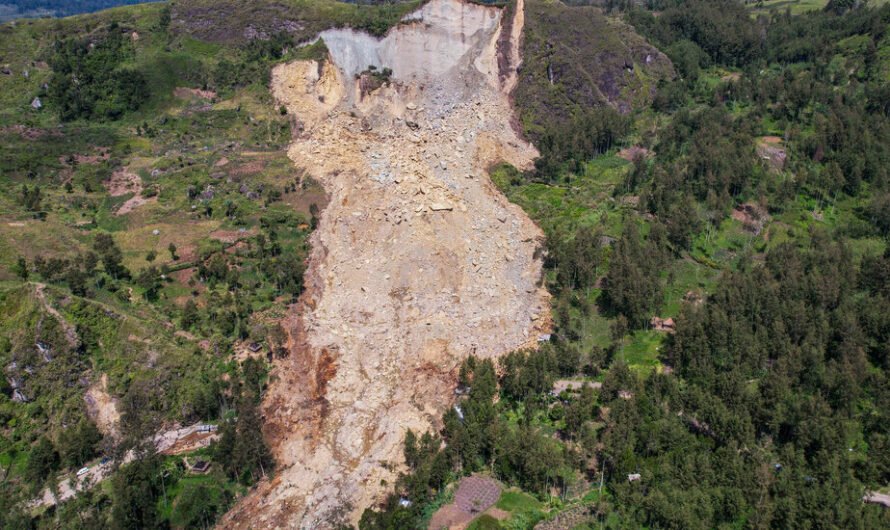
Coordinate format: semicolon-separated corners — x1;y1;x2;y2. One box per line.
19;184;43;212
362;355;574;528
602;223;667;328
550;225;603;291
119;377;161;440
448;357;571;494
93;233;130;280
180;299;199;330
627;0;762;66
499;347;557;402
212;362;272;484
47;27;149;121
58;419;102;468
13;257;29;281
0;484;32;530
47;487;111;530
563;384;597;439
665;39;709;82
24;436;60;485
597;235;890;528
111;452;164;530
642;106;759;214
170;481;230;529
254;241;307;299
535;107;631;178
135;266;162;301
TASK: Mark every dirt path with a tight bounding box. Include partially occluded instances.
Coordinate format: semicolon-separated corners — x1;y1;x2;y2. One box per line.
84;373;121;439
222;0;548;528
30;422;218;510
33;283;79;348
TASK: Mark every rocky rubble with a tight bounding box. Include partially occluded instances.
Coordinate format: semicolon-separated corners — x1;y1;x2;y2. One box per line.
223;0;549;527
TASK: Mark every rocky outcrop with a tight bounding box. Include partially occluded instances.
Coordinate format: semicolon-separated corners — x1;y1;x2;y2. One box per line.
221;0;549;528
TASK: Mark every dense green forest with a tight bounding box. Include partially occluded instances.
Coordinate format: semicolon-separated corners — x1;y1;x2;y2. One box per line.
1;0;890;528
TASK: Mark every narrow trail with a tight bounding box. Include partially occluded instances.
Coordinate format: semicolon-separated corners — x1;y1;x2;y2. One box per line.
30;422;218;510
33;283;79;348
222;0;549;527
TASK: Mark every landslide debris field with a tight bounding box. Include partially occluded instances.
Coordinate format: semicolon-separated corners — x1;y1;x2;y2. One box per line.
225;0;550;526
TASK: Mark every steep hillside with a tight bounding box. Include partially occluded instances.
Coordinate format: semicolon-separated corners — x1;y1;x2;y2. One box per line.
0;1;423;526
514;0;674;139
169;0;422;43
9;1;886;530
222;0;551;527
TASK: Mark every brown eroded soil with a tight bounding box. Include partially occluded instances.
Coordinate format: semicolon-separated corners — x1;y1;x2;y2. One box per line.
756;135;787;172
174;86;218;100
221;0;548;528
104;168;156;215
84;373;122;439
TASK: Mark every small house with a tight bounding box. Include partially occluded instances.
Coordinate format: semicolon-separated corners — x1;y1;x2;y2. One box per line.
190;460;211;474
248;342;262;353
650;316;675;332
31;97;42;110
537;334;552;343
627;473;641;482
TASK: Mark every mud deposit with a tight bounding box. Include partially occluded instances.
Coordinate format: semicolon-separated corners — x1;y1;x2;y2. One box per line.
223;0;549;527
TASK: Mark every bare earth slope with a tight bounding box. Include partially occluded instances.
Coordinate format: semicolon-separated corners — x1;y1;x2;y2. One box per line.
223;0;549;527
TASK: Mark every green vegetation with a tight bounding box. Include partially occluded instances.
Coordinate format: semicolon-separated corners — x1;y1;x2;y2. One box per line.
515;0;674;143
3;0;890;528
47;24;149;121
0;0;414;527
363;1;890;528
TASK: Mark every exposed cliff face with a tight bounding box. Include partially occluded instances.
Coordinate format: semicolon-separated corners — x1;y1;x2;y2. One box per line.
221;0;548;528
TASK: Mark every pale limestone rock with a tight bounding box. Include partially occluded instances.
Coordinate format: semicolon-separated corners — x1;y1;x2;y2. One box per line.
225;0;548;528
